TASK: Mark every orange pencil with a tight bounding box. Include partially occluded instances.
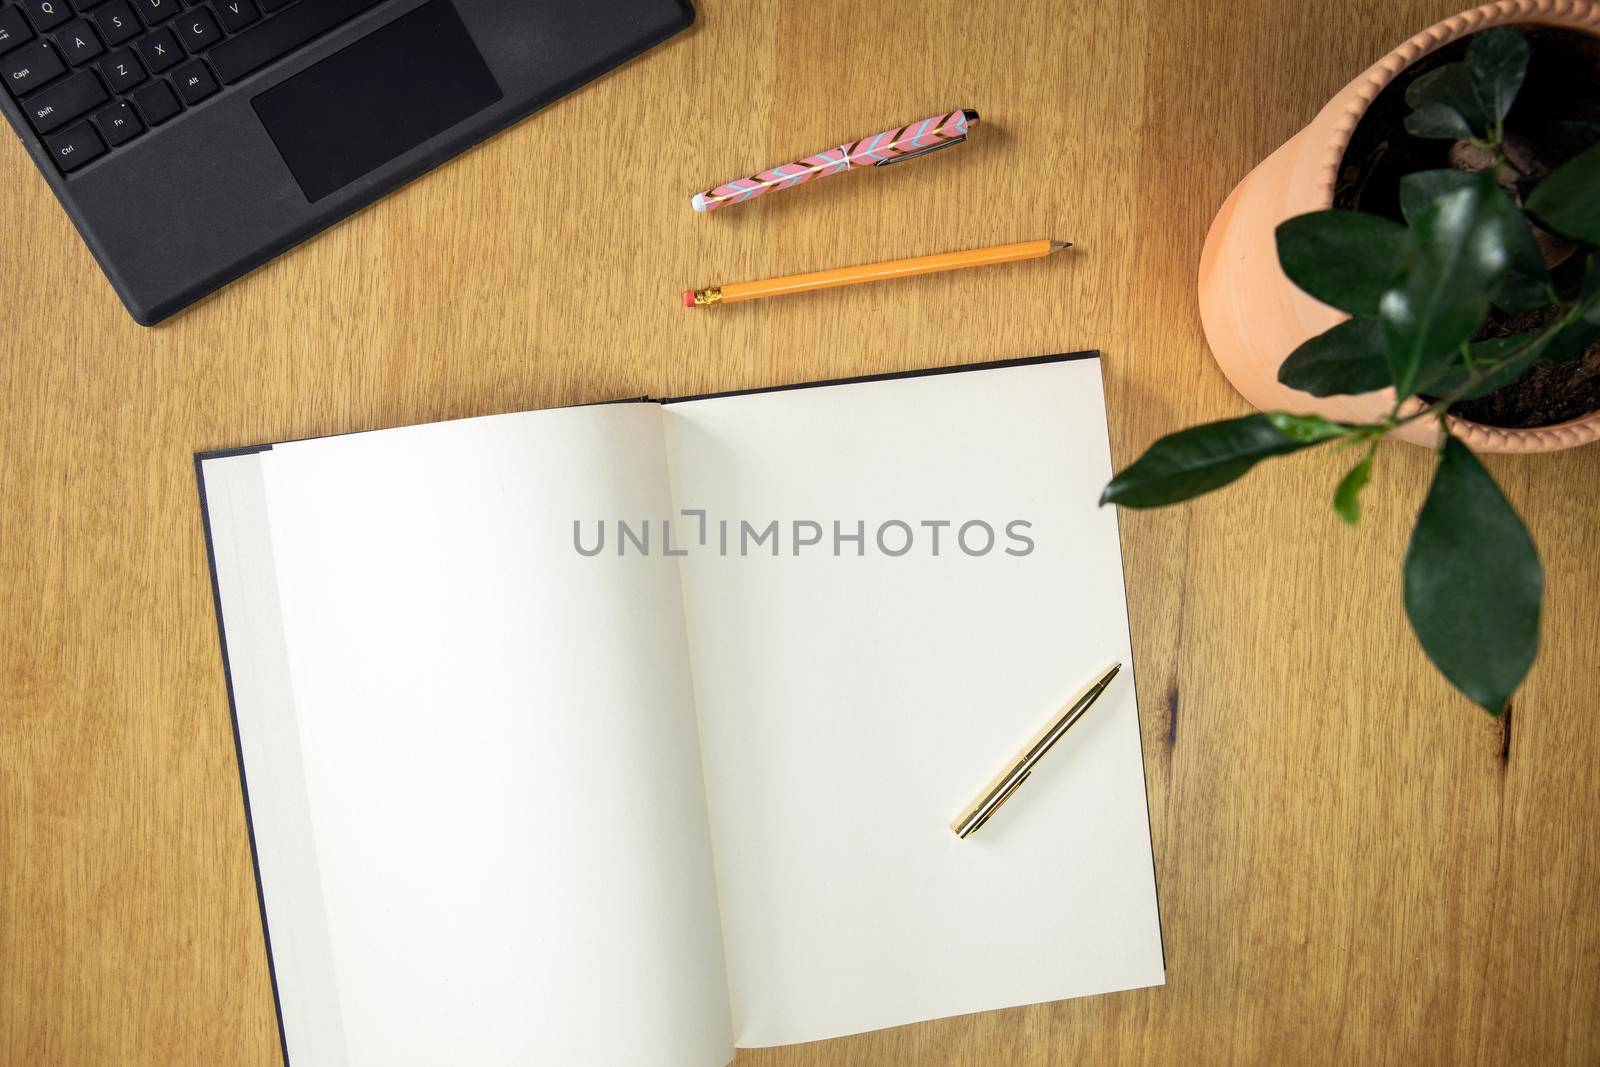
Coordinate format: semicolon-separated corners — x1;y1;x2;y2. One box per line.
681;239;1070;308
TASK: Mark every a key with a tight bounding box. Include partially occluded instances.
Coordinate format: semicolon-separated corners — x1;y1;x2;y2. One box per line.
87;0;141;47
169;56;213;104
174;6;219;52
213;0;257;33
132;26;179;73
45;119;105;171
257;0;293;11
52;18;102;64
130;0;179;24
2;38;64;97
128;75;177;124
96;46;143;91
91;98;141;145
18;0;70;33
21;67;107;133
0;6;35;53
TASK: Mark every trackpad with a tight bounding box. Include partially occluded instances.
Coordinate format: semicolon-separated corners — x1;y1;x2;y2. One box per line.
253;0;502;202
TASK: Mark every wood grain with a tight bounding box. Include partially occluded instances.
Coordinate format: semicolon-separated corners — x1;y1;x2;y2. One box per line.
3;1;1597;1063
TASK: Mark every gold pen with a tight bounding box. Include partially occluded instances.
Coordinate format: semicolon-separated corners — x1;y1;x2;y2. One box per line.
951;663;1123;839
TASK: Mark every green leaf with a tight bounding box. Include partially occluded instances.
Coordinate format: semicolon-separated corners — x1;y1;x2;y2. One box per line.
1405;64;1489;138
1405;103;1477;141
1496;212;1555;313
1399;169;1477;225
1402;437;1541;714
1401;171;1551;313
1526;142;1600;244
1379;176;1510;396
1276;211;1408;316
1099;414;1345;508
1333;444;1377;526
1465;28;1529;130
1278;318;1394;396
1264;412;1355;442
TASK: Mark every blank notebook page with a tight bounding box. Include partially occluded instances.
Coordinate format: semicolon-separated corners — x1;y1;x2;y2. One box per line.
203;404;733;1067
663;357;1165;1047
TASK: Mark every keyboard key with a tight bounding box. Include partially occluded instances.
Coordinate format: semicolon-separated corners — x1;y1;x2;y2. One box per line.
212;0;257;33
174;6;219;52
209;0;382;84
97;46;142;89
17;0;69;33
258;0;293;11
87;0;140;47
91;97;140;144
52;18;102;64
21;67;106;133
169;56;212;103
2;38;63;96
131;0;179;24
132;26;179;72
45;119;104;170
0;6;34;54
128;75;176;124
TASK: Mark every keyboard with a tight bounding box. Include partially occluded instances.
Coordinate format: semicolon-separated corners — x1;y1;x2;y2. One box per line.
0;0;384;174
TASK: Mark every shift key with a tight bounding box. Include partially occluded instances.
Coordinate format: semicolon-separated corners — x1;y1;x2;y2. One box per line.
22;68;107;134
208;0;382;83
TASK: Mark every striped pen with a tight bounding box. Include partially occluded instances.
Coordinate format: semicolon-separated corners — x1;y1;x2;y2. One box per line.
690;108;979;213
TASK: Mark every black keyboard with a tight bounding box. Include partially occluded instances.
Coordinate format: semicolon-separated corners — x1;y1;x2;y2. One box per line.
0;0;384;174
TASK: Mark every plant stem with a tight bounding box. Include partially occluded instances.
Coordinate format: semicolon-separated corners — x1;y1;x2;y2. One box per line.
1392;302;1584;430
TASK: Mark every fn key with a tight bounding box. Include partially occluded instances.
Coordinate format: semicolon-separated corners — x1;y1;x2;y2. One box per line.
46;122;106;172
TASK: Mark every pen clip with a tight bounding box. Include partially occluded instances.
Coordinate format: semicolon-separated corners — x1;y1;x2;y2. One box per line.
873;135;968;167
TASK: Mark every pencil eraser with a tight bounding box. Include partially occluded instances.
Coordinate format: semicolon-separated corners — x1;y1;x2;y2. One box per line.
691;193;710;213
682;290;695;308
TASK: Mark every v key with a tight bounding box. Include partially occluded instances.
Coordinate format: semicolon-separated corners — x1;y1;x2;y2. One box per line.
214;0;260;33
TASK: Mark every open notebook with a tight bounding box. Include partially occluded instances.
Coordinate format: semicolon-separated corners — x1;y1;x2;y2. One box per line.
197;352;1164;1067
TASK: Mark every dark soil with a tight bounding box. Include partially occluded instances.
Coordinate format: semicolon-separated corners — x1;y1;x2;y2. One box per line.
1332;26;1600;429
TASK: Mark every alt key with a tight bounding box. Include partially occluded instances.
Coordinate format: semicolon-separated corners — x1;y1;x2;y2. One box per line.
45;121;105;172
170;59;216;105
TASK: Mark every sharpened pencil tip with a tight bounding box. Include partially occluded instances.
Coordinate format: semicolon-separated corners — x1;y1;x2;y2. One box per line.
1048;241;1072;253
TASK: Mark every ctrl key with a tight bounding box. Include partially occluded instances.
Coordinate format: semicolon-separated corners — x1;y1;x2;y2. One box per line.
46;121;105;173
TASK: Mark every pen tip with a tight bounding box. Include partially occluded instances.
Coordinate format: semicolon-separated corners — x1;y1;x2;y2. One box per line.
1048;240;1072;253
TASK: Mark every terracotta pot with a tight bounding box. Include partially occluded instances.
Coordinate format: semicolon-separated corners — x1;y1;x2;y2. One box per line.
1197;0;1600;453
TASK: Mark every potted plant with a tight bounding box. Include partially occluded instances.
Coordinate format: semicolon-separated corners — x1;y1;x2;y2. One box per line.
1105;19;1600;714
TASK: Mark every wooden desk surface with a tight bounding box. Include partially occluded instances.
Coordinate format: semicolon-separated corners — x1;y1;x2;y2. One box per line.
3;1;1598;1062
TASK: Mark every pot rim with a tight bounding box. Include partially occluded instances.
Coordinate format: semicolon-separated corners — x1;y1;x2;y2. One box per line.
1313;0;1600;453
